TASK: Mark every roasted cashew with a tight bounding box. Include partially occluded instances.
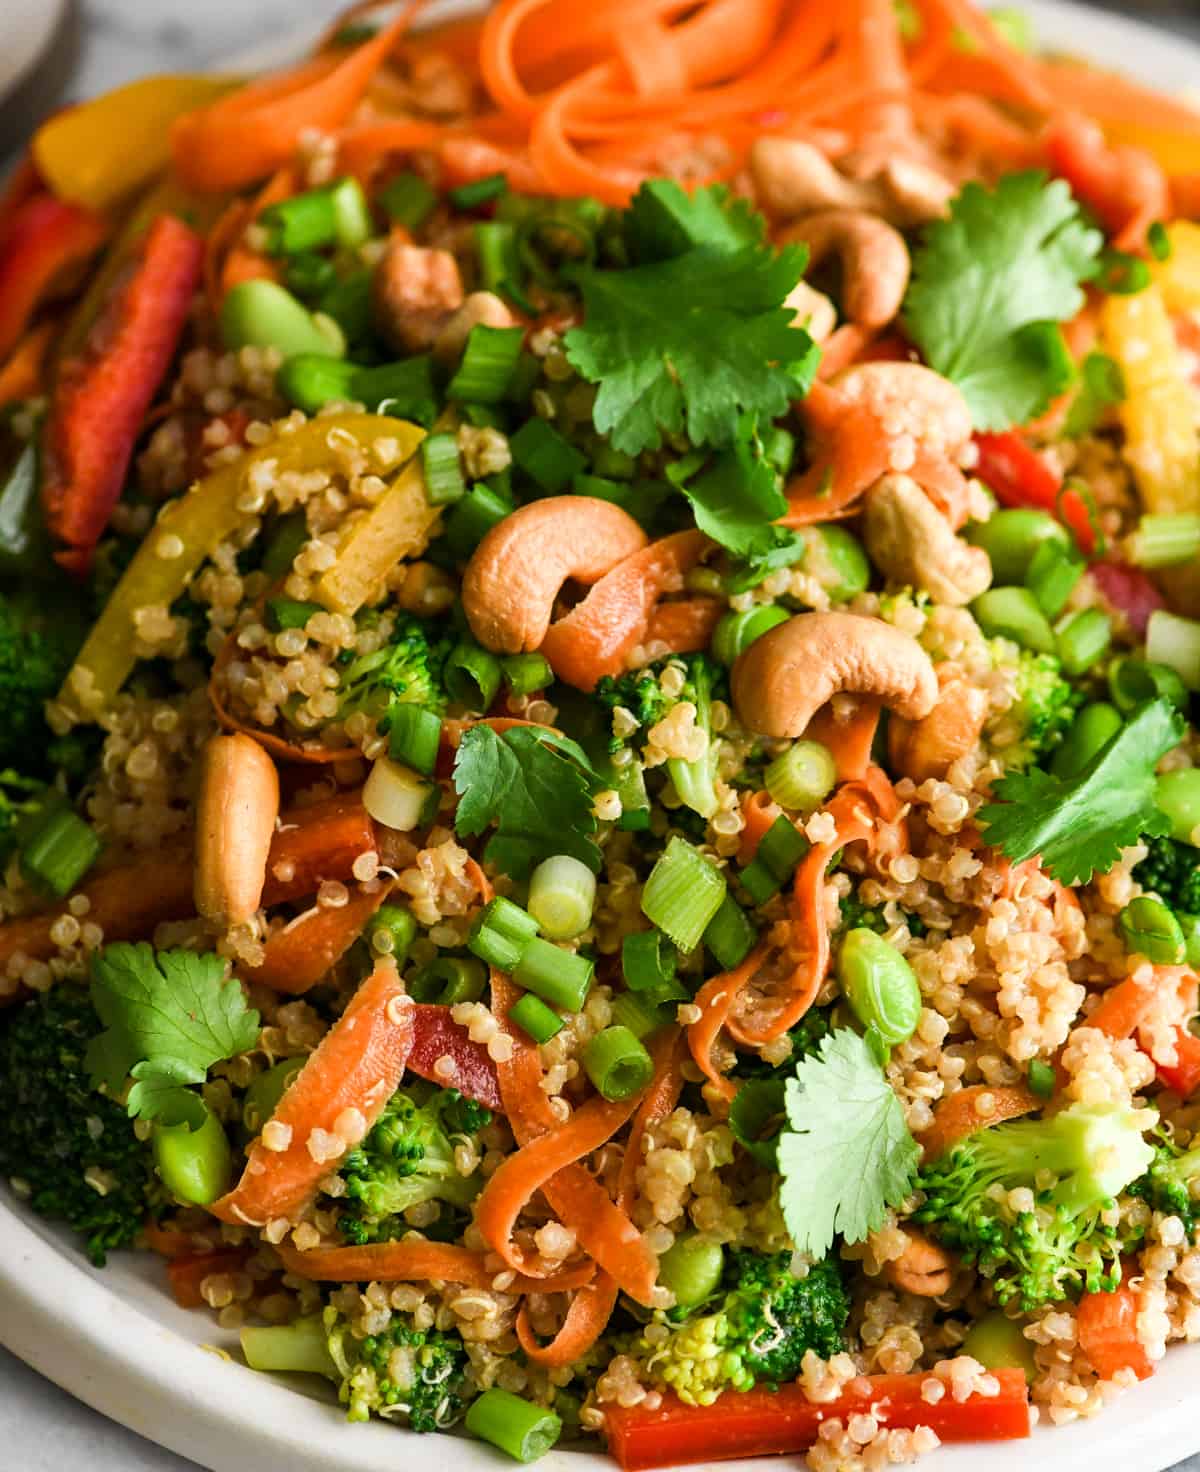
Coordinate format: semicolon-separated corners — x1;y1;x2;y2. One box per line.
885;1229;955;1297
195;733;280;926
372;240;464;354
890;669;990;784
839;151;956;227
833;361;973;468
433;290;517;362
781;210;910;330
731;611;938;739
863;474;992;607
751;138;876;218
784;279;837;344
462;496;648;654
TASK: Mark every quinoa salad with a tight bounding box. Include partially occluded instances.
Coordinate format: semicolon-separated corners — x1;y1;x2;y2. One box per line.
6;2;1200;1469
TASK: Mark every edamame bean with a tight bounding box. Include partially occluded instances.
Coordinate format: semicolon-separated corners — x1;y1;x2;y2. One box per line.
966;509;1070;584
1108;656;1189;715
960;1311;1037;1382
242;1056;304;1135
152;1104;233;1206
1051;703;1122;780
804;525;870;601
220;280;346;360
367;903;418;964
970;587;1057;654
657;1233;725;1311
837;927;921;1048
1156;769;1200;845
1120;895;1186;964
712;605;789;667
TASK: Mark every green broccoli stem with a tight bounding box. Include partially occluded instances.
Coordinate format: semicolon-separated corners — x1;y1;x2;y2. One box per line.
241;1315;338;1378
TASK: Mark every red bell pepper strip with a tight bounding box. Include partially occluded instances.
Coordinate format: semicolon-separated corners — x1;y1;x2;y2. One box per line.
409;1002;503;1112
0;193;108;361
1077;1286;1155;1381
165;1247;251;1309
604;1369;1032;1471
1046;113;1168;255
973;430;1097;554
41;212;203;574
1153;1025;1200;1099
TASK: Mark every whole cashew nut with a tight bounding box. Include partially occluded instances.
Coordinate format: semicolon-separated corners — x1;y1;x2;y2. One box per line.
862;474;992;607
884;1229;955;1297
839;151;956;227
372;240;464;354
781;209;910;330
784;279;837;344
433;291;517;363
833;361;973;467
195;733;280;927
750;138;879;218
731;610;939;739
890;670;990;783
462;496;648;654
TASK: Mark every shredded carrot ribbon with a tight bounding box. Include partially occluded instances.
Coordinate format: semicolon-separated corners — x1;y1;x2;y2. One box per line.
276;1238;593;1292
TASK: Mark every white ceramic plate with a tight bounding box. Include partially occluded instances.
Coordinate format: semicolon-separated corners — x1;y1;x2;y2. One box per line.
0;0;67;111
5;2;1200;1469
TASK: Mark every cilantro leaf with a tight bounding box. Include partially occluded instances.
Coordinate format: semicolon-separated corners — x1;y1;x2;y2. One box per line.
565;244;815;456
778;1028;919;1258
86;943;260;1125
978;698;1185;884
902;172;1103;430
453;724;602;878
624;179;766;263
678;437;788;556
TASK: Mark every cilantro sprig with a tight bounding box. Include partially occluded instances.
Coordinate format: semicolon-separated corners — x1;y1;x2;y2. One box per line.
86;943;260;1129
902;171;1103;430
452;723;602;878
778;1028;919;1259
979;698;1185;884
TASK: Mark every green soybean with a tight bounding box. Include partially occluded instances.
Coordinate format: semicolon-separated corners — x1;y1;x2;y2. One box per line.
242;1057;304;1135
1156;769;1200;845
657;1234;725;1311
804;524;870;601
1051;703;1123;780
712;605;789;667
152;1105;233;1206
966;508;1071;584
970;587;1057;654
837;927;921;1048
1120;895;1186;964
220;280;346;360
961;1311;1037;1382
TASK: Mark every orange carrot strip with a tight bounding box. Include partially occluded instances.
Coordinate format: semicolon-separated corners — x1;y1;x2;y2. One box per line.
338;119;445;179
688;942;771;1101
211;963;414;1226
803;700;882;783
171;9;418;192
642;597;724;659
1077;1286;1154;1381
246;882;393;996
276;1238;593;1292
916;1084;1041;1162
738;790;783;866
264;792;378;904
166;1248;251;1308
1046;113;1168;253
141;1219;197;1259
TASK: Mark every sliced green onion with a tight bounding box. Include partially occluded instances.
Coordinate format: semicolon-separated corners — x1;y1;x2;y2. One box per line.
1156;769;1200;845
328;176;373;249
510;417;587;494
765;738;837;814
317;268;373;345
379;171;436;229
386;704;442;775
262;512;309;579
260;187;338;256
757;814;810;878
1120;894;1186;964
468;896;540;971
583;1024;654;1100
409;956;487;1005
265;596;321;633
1147;610;1200;690
284;251;337;300
363;757;434;832
20;807;101;898
712;605;789;667
640;836;727;953
1055;607;1112;676
354;354;438;423
502;652;552;696
509;992;564;1043
421;432;467;506
475;221;521;295
366;904;418;965
737;855;781;906
241;1315;337;1379
703;893;758;970
1108;657;1189;715
610;991;673;1039
448;173;509;210
221;279;345;360
622;929;684;999
971;586;1057;654
528;854;597;940
446;325;525;403
444;482;514;560
804;524;870;601
462;402;506;430
1148;220;1172;261
729;1077;786;1168
505;350;542;407
445;639;503;711
1027;1058;1056;1099
1128;512;1200;569
570;472;671;528
512;937;594;1012
966;508;1069;584
1026;540;1083;620
590;444;637;480
1051;703;1123;780
277;353;359;413
464;1388;561;1463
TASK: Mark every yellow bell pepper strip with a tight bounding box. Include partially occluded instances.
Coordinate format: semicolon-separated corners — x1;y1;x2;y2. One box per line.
32;76;234;212
1152;221;1200;312
1103;283;1200;514
58;414;425;722
0;192;108;361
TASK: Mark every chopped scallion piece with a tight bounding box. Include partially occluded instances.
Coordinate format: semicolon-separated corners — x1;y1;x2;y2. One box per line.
764;739;837;815
260;187;338;256
354;355;438;423
446;325;525;403
1147;610;1200;691
641;836;726;952
20;806;101;899
1108;657;1188;715
265;596;321;633
379;171;437;229
512;937;594;1012
328;176;373;249
703;893;758;970
610;991;674;1039
421;432;467;506
757;815;810;879
363;757;434;832
448;172;509;210
445;639;503;711
276;353;359;414
1025;540;1083;620
509;992;564;1043
510;417;588;494
408;955;486;1005
527;854;596;940
712;605;789;666
738;855;781;906
622;929;684;1000
284;251;337;300
366;904;418;965
583;1024;654;1100
475;221;521;295
387;704;442;775
1129;512;1200;569
468;896;540;972
1056;607;1111;676
444;482;514;559
464;1387;561;1463
502;652;552;696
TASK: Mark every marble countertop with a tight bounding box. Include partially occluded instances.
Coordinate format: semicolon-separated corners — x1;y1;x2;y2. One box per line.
4;1;1200;1470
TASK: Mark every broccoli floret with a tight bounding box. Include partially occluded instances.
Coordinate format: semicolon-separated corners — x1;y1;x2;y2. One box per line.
0;591;81;772
337;1086;491;1245
638;1252;849;1406
1129;1136;1200;1239
914;1101;1156;1311
243;1309;473;1432
0;986;160;1265
0;769;47;865
835;890;926;939
1133;837;1200;916
989;641;1081;772
733;1007;832;1080
593;653;726;819
336;612;452;729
